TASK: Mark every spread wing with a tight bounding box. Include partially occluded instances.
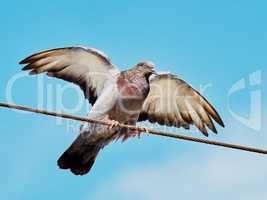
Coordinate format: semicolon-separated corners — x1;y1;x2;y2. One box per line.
138;74;224;136
20;46;120;105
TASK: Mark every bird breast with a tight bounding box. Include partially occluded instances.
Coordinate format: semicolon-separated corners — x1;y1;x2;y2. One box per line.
112;73;150;118
117;73;149;99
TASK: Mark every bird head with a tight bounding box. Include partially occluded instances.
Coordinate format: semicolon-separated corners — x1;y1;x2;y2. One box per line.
134;61;157;79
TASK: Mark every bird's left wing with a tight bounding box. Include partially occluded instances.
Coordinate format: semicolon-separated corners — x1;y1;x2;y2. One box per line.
20;46;120;105
138;74;224;136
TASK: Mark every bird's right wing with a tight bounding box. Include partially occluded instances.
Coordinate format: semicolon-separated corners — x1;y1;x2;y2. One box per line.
20;46;120;105
138;74;224;136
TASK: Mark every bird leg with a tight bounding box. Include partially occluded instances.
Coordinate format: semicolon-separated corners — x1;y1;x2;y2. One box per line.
107;120;120;129
128;127;150;138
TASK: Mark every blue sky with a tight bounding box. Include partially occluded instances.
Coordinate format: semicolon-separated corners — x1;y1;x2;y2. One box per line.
0;0;266;199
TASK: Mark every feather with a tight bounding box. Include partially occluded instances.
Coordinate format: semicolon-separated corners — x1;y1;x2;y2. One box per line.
20;46;119;105
138;74;224;136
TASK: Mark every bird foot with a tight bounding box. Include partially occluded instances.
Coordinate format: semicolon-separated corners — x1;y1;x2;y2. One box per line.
107;120;120;129
142;127;150;133
129;128;150;138
128;130;141;138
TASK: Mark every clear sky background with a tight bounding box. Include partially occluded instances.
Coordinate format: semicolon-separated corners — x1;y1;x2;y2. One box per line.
0;0;266;200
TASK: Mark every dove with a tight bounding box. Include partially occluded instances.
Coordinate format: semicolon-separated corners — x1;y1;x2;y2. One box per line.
20;46;224;175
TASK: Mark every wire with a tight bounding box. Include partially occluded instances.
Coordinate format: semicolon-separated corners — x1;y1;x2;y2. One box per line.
0;102;266;155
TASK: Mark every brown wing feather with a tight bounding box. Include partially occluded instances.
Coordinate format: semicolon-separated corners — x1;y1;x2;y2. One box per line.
138;74;224;136
20;46;119;105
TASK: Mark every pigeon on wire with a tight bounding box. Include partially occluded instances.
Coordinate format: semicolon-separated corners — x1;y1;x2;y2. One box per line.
20;46;224;175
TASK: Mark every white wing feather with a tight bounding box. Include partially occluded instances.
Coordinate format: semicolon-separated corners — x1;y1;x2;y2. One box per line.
139;74;224;136
20;46;120;105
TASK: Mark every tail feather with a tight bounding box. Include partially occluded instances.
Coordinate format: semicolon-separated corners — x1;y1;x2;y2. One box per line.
57;136;101;175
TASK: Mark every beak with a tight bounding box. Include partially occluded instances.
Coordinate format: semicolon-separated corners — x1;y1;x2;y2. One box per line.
149;71;158;81
152;71;158;75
